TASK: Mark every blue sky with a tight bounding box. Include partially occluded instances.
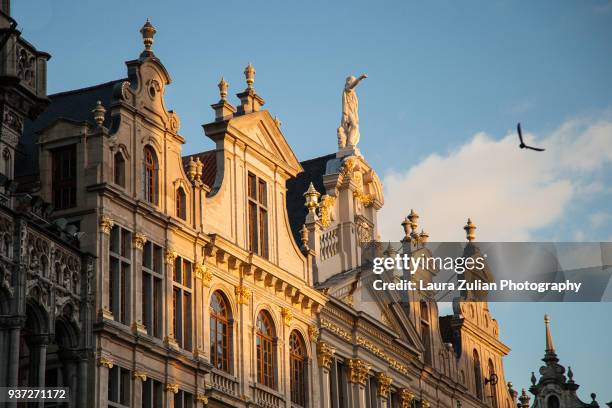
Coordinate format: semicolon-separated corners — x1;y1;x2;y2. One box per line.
14;0;612;401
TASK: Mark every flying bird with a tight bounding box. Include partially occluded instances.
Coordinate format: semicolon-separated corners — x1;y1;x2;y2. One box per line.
517;123;545;151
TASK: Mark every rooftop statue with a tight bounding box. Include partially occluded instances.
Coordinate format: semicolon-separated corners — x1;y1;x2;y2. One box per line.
338;73;367;149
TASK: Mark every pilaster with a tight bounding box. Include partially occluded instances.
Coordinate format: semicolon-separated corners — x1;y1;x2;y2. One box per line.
131;232;147;335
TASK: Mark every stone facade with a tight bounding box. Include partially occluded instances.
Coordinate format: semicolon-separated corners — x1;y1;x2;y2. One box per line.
0;4;583;408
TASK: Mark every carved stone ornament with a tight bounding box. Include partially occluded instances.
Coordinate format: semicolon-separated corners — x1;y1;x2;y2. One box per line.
376;372;393;396
99;215;114;235
133;232;147;250
281;307;293;326
318;195;336;227
196;393;209;404
165;383;179;394
195;262;212;287
97;356;114;369
340;156;356;178
235;285;250;305
165;249;177;265
316;342;336;369
421;399;431;408
308;325;319;342
400;389;416;408
347;359;370;385
133;371;147;381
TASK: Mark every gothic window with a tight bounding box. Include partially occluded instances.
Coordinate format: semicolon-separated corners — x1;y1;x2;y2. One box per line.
142;378;163;408
174;390;193;408
142;241;163;338
256;310;275;388
52;145;77;209
109;225;131;324
420;301;432;365
143;146;158;204
175;187;187;220
247;172;268;259
108;366;131;408
488;359;498;408
290;331;307;406
114;152;126;187
173;256;192;351
473;349;483;400
210;291;231;372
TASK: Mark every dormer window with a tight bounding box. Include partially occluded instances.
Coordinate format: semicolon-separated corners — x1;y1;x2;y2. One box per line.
52;145;77;210
247;172;268;259
144;146;158;204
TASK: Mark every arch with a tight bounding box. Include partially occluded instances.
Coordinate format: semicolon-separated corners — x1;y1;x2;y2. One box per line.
114;151;126;187
547;395;560;408
289;330;307;406
175;186;187;220
55;317;79;350
488;359;498;408
143;145;159;204
210;290;232;373
473;349;483;400
256;310;276;388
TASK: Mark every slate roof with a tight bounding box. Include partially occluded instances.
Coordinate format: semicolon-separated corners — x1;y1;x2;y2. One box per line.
17;79;126;178
181;150;217;189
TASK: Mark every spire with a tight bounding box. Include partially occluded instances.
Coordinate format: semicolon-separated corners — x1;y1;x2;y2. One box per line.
544;314;555;352
464;218;476;242
139;19;157;58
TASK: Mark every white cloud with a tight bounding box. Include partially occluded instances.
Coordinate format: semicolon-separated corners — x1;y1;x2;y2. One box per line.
379;115;612;242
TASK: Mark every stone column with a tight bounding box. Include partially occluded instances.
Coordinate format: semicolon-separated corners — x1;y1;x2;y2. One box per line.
347;359;370;408
78;357;88;407
63;358;77;408
96;357;113;408
132;232;148;335
132;371;147;407
194;262;212;357
376;372;392;408
235;284;250;398
98;215;114;320
7;325;20;387
33;336;48;408
0;328;7;386
164;249;178;349
165;383;178;408
317;342;336;408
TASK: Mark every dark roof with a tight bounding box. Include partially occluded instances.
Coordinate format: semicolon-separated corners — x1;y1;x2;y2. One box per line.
17;79;125;178
181;150;217;189
285;153;336;242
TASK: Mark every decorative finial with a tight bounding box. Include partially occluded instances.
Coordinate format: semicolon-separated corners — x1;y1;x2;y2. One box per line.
303;182;320;212
140;19;157;54
519;389;531;408
567;366;574;382
544;314;555;353
92;100;106;127
187;156;197;181
218;77;228;101
244;63;255;89
401;217;411;240
300;224;309;251
591;394;597;404
419;230;429;244
530;372;536;385
274;116;282;128
464;218;476;242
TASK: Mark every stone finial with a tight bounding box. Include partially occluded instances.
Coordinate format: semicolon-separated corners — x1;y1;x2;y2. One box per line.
567;366;574;382
92;100;106;127
401;217;411;240
300;224;309;251
187;156;197;181
274;116;282;128
407;209;419;232
140;19;156;54
194;157;203;182
244;63;255;89
519;389;531;408
419;230;429;244
544;314;555;352
530;372;537;386
464;218;476;242
304;182;320;212
218;76;228;101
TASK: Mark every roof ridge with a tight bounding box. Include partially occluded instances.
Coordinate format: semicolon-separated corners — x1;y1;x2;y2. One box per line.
49;78;127;99
299;153;336;164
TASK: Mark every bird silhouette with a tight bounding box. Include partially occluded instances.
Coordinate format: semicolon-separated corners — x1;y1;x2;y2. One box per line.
517;123;545;151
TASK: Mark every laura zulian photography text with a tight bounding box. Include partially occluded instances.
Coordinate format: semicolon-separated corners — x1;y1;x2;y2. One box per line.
372;279;583;294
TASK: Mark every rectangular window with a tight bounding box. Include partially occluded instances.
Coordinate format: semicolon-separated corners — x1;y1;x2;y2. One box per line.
142;241;163;338
51;145;77;209
142;378;163;408
109;226;131;324
108;366;131;408
172;256;193;351
247;172;268;259
174;390;194;408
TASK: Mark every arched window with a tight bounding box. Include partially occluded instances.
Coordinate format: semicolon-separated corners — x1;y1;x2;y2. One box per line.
547;396;560;408
210;291;231;372
420;301;432;365
176;187;186;220
144;146;158;204
114;152;125;187
256;311;275;388
473;349;483;400
289;331;307;406
488;359;498;408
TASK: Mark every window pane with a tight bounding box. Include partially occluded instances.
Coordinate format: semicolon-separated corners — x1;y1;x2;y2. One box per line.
248;173;257;199
258;179;267;206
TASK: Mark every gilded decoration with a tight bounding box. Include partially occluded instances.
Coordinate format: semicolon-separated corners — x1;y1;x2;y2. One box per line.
281;307;293;326
308;325;320;342
400;389;416;408
376;372;393;396
340;156;356;178
347;359;370;385
353;189;375;207
165;383;179;394
165;249;177;265
422;399;430;408
318;195;336;227
316;342;336;369
235;285;250;304
97;356;113;369
320;318;352;342
195;262;212;287
196;393;209;404
133;371;147;381
132;232;147;250
99;215;114;235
